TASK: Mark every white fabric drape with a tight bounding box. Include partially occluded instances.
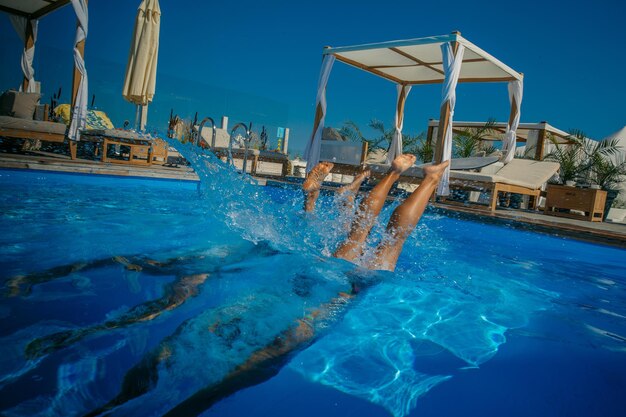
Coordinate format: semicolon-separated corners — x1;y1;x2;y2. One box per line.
68;0;89;141
502;79;523;163
10;16;39;93
436;42;465;196
304;54;335;172
386;84;411;164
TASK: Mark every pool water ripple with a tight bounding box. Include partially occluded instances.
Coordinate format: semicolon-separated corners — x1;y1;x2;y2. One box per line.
0;143;624;416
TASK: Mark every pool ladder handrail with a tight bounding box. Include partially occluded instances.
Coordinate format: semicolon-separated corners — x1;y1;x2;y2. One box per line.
228;122;253;174
196;117;217;148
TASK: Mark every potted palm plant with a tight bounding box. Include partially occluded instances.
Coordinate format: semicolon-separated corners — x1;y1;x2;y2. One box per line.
544;132;586;186
546;130;624;218
590;154;626;219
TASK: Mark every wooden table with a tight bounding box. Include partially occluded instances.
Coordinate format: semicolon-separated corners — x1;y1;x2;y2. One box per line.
544;184;607;222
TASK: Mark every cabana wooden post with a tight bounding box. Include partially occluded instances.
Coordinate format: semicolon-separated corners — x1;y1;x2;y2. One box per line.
305;31;524;196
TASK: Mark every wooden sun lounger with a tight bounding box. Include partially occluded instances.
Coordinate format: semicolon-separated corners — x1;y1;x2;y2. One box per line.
211;147;290;177
81;129;163;165
0;115;78;158
368;158;560;212
445;159;560;211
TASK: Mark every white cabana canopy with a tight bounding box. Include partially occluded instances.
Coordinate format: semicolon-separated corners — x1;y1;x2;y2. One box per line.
328;33;521;85
304;31;524;195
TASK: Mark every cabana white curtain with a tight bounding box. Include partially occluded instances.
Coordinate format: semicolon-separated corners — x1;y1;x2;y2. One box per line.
502;79;523;163
68;0;88;141
437;42;465;196
9;16;38;93
386;84;411;164
304;54;335;173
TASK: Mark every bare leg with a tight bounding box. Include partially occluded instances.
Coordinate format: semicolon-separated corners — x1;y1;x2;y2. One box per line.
368;161;449;271
302;161;334;212
333;155;416;262
335;168;371;214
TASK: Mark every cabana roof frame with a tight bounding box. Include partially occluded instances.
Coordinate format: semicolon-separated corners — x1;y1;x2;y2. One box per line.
427;120;573;143
324;32;523;85
0;0;70;19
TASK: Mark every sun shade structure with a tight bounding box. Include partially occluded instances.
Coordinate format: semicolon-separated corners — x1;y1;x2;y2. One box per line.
123;0;161;131
426;120;575;160
303;31;524;195
0;0;88;149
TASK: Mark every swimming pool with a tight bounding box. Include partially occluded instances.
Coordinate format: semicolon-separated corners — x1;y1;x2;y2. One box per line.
0;147;624;417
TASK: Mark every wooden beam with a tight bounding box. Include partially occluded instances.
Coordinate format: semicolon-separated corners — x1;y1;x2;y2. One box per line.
0;128;66;143
370;64;419;69
535;128;546;161
426;124;435;148
0;5;29;17
389;47;445;75
404;76;518;86
32;0;71;19
22;19;35;92
334;54;405;85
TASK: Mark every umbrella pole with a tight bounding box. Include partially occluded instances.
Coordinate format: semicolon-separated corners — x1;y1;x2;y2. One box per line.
134;104;141;131
140;104;148;131
134;104;148;131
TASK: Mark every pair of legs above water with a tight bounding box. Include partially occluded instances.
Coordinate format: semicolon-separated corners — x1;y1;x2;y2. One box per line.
303;155;449;272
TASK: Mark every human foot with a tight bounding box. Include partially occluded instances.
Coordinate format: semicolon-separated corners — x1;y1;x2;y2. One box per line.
303;161;334;192
423;160;450;182
337;167;371;195
390;154;416;175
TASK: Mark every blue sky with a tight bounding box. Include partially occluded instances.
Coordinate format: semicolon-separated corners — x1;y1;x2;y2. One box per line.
1;0;625;155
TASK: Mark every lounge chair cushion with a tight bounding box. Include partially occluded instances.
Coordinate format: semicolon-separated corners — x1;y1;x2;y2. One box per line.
0;115;66;135
446;159;559;189
495;159;560;189
0;90;41;119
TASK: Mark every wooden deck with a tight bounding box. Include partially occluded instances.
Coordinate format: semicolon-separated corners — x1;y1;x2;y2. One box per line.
0;151;198;181
1;151;624;248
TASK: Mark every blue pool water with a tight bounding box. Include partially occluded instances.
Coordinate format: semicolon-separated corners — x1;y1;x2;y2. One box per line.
0;146;625;417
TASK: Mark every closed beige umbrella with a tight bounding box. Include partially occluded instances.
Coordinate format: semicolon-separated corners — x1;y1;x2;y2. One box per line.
123;0;160;131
